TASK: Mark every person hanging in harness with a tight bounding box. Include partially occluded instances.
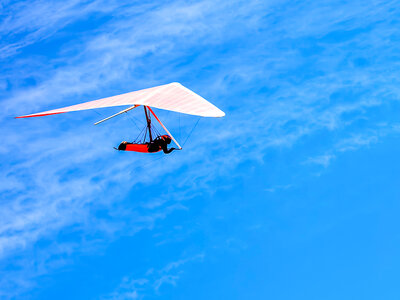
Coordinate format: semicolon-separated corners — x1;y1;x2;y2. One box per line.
117;134;177;154
117;107;178;154
148;135;177;154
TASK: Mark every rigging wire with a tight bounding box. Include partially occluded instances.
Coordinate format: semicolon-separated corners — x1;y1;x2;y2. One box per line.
178;113;181;142
182;118;201;147
152;123;161;137
124;111;141;131
93;105;201;150
143;125;147;142
92;109;103;116
133;125;146;143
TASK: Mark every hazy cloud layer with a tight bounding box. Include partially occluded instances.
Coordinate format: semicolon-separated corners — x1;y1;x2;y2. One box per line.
1;0;400;298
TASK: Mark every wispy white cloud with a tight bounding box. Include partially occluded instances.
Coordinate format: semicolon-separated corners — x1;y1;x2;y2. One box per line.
304;154;336;168
0;0;129;59
265;184;293;193
305;123;400;168
103;254;204;299
336;133;380;153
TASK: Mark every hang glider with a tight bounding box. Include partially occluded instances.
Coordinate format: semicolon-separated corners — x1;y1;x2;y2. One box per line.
16;82;225;153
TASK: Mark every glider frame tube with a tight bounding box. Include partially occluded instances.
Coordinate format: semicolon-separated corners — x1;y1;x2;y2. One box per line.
146;106;182;150
94;105;140;125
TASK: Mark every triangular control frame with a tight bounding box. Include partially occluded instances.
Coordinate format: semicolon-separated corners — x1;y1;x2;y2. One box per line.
94;105;182;150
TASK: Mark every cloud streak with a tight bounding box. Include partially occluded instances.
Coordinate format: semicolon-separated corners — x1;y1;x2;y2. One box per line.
103;254;204;299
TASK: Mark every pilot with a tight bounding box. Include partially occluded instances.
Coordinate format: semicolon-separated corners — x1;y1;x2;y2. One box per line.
148;135;176;154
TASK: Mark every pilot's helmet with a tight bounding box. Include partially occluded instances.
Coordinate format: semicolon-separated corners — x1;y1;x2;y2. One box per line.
162;135;172;144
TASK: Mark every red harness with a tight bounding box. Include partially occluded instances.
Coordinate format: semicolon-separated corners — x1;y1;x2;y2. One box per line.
119;135;171;153
124;143;161;153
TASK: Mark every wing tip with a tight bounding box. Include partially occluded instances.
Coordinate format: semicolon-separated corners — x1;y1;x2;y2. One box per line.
15;115;34;119
15;112;64;119
214;112;226;117
170;82;225;117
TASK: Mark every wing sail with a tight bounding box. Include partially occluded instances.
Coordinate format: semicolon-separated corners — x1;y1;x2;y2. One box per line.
16;82;225;118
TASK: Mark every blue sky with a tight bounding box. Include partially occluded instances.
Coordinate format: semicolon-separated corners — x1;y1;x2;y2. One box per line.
1;0;400;299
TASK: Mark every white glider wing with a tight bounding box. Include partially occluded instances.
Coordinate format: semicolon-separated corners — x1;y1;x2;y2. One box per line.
16;82;225;118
